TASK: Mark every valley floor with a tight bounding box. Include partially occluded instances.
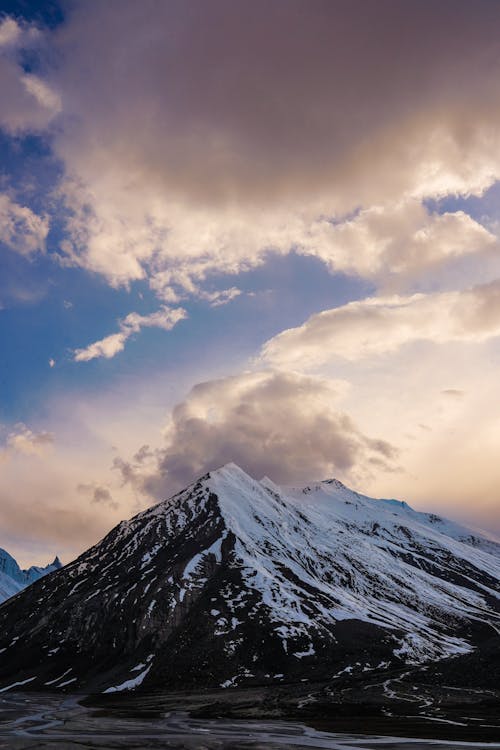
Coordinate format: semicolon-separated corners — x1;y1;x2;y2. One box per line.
1;685;500;750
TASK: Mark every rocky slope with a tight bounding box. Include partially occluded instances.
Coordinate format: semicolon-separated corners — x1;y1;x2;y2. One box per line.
0;548;61;604
0;463;499;694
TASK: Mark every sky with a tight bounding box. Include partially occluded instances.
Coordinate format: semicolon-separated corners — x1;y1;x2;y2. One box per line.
2;0;500;566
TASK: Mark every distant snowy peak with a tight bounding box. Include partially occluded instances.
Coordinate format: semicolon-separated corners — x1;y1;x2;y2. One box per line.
0;548;62;604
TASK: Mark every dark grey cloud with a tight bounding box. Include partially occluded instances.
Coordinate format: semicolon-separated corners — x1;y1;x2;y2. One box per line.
54;0;500;207
133;445;154;464
130;370;399;498
77;482;118;509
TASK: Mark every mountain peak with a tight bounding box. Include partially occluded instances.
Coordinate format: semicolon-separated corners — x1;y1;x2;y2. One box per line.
209;462;250;480
0;466;499;695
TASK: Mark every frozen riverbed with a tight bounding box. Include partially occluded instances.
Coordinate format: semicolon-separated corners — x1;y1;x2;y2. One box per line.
0;693;500;749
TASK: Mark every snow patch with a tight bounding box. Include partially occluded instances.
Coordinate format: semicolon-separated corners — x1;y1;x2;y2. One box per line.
104;664;151;693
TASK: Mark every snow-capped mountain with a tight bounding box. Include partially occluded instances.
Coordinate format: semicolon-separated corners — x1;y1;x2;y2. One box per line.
0;548;61;604
0;463;499;694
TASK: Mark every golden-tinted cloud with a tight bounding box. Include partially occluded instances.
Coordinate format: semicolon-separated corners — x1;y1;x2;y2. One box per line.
39;0;500;297
261;280;500;367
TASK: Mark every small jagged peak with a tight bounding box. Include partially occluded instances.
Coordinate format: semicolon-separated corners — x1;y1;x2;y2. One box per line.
51;556;62;569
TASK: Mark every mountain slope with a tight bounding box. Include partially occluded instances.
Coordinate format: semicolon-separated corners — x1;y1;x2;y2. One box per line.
0;464;499;693
0;548;61;604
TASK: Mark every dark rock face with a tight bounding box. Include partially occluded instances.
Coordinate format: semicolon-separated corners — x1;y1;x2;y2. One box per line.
0;464;499;694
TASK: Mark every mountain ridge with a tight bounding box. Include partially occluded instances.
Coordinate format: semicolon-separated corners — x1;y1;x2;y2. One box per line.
0;463;499;694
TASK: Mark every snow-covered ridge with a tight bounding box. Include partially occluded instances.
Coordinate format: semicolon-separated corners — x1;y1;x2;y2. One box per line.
205;464;500;662
0;549;61;604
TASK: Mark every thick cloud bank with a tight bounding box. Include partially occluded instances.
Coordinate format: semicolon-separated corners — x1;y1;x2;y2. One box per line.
40;0;500;299
132;371;398;496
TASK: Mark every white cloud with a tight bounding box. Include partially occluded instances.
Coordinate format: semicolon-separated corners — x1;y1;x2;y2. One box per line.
0;193;49;255
74;305;187;362
22;73;61;116
261;280;500;368
297;201;497;290
200;287;242;307
1;423;54;459
0;17;60;134
0;17;22;48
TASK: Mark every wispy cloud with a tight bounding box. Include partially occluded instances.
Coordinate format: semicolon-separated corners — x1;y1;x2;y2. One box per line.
261;280;500;367
74;306;187;362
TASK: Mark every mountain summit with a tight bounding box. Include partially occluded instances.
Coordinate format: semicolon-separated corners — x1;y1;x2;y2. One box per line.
0;463;499;694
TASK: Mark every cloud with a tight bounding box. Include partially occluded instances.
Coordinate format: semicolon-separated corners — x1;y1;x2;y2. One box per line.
74;305;186;362
0;17;60;134
1;423;54;459
77;483;118;510
6;0;490;300
1;4;500;302
3;2;500;561
0;193;49;255
130;370;398;498
74;332;129;363
0;17;23;47
0;392;154;566
199;287;242;307
297;201;497;290
261;280;500;367
22;73;61;116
